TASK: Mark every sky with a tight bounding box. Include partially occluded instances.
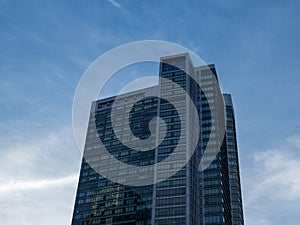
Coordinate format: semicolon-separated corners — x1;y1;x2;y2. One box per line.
0;0;300;224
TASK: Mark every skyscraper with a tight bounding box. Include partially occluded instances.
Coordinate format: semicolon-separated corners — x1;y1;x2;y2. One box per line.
71;54;244;225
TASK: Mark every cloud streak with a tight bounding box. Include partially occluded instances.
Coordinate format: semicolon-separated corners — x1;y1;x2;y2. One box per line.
0;174;78;195
0;127;80;181
0;126;81;225
107;0;121;8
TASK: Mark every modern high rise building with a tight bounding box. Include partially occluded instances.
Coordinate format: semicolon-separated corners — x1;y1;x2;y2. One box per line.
71;54;244;225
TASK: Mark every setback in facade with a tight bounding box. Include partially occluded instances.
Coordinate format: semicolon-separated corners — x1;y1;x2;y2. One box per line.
71;54;244;225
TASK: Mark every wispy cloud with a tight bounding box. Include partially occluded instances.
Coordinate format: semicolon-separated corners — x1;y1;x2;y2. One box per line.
0;126;80;225
247;136;300;203
0;174;78;195
0;127;80;181
107;0;121;8
243;135;300;225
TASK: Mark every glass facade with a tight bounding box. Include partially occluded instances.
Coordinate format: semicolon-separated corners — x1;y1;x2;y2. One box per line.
71;54;244;225
197;65;227;225
223;94;244;225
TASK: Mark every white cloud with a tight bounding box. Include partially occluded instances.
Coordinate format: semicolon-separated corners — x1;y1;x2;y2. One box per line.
0;174;78;195
0;178;78;225
0;127;81;225
247;136;300;202
243;135;300;225
107;0;121;8
0;127;80;181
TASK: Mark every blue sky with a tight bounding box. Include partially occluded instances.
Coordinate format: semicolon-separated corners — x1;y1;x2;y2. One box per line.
1;0;300;224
